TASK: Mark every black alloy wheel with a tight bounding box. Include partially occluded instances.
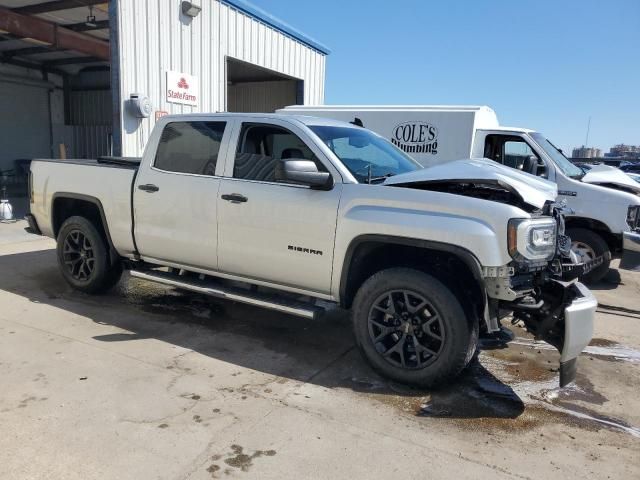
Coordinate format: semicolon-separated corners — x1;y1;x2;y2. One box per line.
368;290;445;369
62;229;96;281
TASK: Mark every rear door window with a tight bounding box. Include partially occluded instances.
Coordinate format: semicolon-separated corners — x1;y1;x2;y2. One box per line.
155;121;226;176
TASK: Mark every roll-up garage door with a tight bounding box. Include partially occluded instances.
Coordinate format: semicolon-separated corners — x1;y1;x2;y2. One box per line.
0;78;51;173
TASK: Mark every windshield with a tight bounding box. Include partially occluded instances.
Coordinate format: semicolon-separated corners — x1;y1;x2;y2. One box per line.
530;132;584;179
309;125;421;183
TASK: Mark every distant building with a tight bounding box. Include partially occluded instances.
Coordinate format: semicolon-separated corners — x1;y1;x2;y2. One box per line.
572;146;602;158
606;144;640;158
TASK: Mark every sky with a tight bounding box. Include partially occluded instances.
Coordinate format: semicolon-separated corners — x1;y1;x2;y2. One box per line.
249;0;639;154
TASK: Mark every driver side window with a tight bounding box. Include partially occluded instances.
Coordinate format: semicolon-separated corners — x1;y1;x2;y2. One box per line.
485;134;544;176
504;141;537;170
233;123;323;182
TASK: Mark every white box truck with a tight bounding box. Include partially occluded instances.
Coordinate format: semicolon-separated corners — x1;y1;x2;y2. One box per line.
280;105;640;283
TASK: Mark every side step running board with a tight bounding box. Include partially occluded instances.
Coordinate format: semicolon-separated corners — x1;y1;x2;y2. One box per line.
129;270;323;320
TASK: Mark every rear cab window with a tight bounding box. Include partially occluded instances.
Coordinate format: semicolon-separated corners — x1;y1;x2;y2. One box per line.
155;121;226;176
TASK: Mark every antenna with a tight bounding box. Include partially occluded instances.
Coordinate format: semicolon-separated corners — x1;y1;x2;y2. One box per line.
585;116;591;147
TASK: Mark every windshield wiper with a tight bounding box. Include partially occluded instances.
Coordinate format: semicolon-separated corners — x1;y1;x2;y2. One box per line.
369;173;396;184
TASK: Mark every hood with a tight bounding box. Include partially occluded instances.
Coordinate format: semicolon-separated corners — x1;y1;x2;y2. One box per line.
384;158;557;210
581;165;640;194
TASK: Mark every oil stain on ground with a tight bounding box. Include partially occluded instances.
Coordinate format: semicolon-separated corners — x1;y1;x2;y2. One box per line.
207;444;277;477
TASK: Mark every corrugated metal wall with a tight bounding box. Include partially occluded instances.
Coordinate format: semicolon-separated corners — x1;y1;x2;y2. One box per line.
228;80;297;112
59;126;113;159
116;0;327;157
69;91;112;126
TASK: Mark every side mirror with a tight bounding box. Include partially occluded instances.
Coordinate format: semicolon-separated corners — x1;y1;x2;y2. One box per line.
275;159;332;190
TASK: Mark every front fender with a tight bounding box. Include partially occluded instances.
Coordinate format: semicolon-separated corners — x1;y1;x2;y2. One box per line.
331;205;509;300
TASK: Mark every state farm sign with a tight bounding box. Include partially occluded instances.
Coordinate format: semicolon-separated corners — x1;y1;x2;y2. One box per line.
166;71;199;106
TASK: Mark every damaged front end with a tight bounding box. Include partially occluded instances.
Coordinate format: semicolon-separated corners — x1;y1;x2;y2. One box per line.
485;203;597;387
384;160;597;386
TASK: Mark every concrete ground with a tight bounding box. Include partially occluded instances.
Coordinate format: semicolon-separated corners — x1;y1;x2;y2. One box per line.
1;219;639;480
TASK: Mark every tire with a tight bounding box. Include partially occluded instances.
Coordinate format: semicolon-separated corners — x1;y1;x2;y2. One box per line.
56;216;123;294
351;267;473;388
463;319;480;369
567;227;611;284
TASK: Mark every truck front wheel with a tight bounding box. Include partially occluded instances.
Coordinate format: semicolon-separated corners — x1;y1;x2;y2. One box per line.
351;268;473;388
567;227;611;284
56;216;123;294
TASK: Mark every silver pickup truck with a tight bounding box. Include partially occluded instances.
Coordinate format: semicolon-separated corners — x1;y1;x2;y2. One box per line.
26;113;596;387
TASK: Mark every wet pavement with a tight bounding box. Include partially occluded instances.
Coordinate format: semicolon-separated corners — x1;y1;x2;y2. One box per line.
1;220;639;479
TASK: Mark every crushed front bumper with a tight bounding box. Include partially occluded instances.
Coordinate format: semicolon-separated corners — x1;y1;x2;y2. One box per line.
558;282;597;386
510;280;596;387
620;230;640;271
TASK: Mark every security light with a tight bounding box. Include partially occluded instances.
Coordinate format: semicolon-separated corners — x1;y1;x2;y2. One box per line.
181;1;202;17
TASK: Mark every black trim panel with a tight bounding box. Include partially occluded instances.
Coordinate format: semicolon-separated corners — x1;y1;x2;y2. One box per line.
32;158;138;170
339;234;486;305
24;214;42;235
51;192;119;263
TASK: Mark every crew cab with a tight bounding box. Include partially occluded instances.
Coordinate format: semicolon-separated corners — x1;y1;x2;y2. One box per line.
26;113;596;387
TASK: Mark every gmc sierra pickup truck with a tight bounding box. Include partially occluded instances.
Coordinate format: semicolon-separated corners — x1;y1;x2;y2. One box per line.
26;113;596;387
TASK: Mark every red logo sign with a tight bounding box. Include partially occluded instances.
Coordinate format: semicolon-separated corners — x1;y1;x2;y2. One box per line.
177;77;189;89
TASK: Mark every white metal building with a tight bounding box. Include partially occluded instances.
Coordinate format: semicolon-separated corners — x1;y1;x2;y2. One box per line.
0;0;329;175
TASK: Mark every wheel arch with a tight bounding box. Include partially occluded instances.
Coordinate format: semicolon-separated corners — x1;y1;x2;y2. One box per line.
339;235;487;328
51;193;118;264
565;216;620;253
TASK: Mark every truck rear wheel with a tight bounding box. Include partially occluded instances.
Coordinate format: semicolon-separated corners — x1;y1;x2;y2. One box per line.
351;268;473;388
567;227;611;284
56;216;123;294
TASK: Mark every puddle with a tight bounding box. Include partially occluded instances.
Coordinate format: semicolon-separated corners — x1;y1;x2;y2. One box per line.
549;374;608;406
358;335;640;439
121;278;222;324
510;337;640;364
352;362;526;421
534;386;640;438
539;402;640;438
417;367;525;420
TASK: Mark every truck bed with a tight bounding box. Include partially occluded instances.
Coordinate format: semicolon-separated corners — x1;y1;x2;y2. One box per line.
29;158;139;256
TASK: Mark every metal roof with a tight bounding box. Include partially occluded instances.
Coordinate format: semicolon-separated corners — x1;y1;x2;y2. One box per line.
223;0;331;55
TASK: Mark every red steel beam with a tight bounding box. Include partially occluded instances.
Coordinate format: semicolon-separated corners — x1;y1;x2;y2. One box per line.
0;6;109;61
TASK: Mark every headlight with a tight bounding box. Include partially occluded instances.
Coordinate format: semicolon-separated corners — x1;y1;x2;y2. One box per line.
627;205;640;230
508;218;557;262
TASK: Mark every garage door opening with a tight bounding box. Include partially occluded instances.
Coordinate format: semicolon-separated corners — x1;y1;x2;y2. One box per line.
226;57;303;113
0;0;112;209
